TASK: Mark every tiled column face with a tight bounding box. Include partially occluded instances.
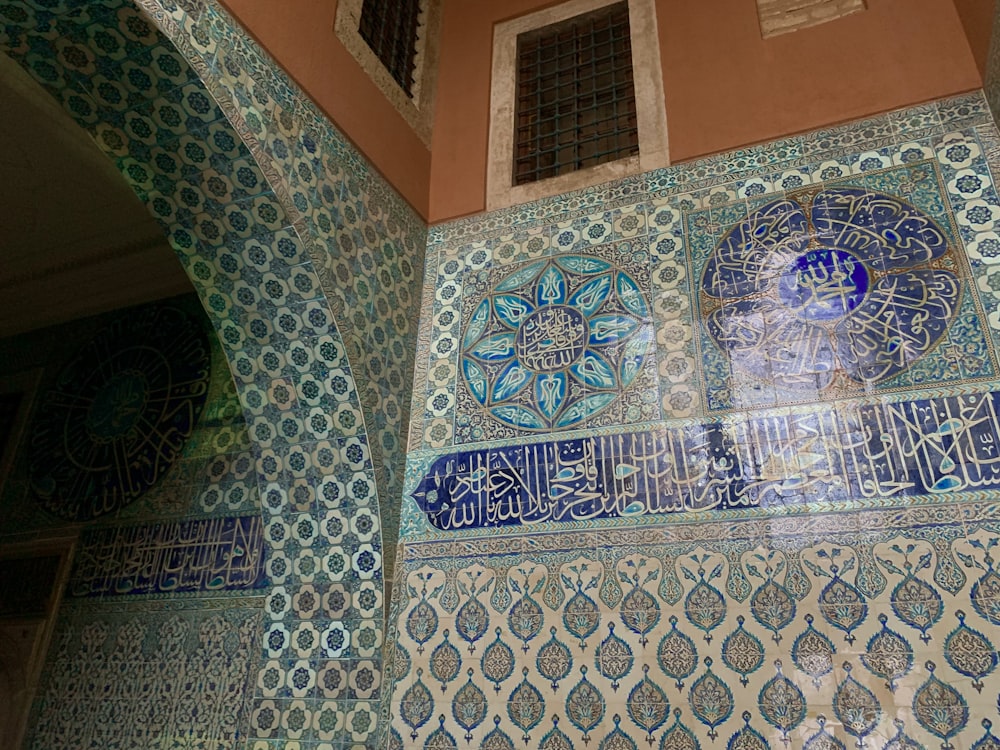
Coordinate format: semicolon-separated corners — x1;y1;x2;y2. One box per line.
0;1;424;746
393;93;1000;750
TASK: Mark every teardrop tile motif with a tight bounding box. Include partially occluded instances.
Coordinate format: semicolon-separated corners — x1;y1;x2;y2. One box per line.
508;594;544;651
537;626;574;690
430;630;462;692
622;585;662;646
452;669;487;741
627;665;670;743
884;719;927;750
726;711;769;750
595;623;635;690
819;576;868;645
659;615;699;690
389;726;403;750
599;714;638;750
685;578;727;643
805;717;847;750
892;571;943;644
689;657;734;740
792;614;836;689
861;614;913;692
944;610;997;693
971;569;1000;627
540;717;573;750
758;660;807;741
400;668;434;740
567;666;606;744
913;660;969;749
721;615;765;688
456;595;490;653
481;628;515;693
833;663;881;747
426;715;458;750
507;667;545;744
971;719;1000;750
751;579;796;644
482;715;515;750
406;597;439;654
660;709;702;750
564;588;601;648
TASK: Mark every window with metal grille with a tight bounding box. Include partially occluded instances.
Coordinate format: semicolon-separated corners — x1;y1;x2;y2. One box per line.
358;0;422;97
513;1;638;186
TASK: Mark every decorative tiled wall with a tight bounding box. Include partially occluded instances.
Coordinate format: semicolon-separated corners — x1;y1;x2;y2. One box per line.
0;298;266;748
0;0;429;744
28;601;262;750
393;93;1000;750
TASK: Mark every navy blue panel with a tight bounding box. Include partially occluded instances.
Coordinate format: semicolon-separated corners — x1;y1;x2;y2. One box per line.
69;515;267;596
412;392;1000;530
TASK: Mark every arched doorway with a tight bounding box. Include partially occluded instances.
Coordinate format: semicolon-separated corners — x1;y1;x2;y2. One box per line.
0;0;423;744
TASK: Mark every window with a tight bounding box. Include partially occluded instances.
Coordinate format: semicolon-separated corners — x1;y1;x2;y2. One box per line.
334;0;441;146
358;0;422;97
756;0;866;38
488;0;669;211
514;2;638;186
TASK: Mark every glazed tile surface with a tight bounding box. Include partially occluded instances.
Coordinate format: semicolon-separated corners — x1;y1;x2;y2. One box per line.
392;93;1000;750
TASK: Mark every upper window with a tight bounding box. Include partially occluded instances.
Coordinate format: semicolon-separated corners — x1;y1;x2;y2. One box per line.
334;0;441;146
513;2;638;186
358;0;422;97
487;0;669;211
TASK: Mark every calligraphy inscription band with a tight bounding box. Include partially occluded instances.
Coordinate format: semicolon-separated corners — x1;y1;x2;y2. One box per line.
69;515;267;597
412;391;1000;531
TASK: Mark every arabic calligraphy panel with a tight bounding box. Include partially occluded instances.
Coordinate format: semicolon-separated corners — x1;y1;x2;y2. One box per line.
691;165;997;412
457;245;659;441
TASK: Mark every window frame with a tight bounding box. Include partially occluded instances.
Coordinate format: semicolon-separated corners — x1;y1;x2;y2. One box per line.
487;0;669;211
334;0;442;147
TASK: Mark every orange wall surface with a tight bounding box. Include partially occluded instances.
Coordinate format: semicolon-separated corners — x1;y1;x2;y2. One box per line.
429;0;984;223
219;0;431;218
953;0;996;75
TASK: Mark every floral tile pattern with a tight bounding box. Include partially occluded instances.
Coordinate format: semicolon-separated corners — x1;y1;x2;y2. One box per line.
27;601;262;750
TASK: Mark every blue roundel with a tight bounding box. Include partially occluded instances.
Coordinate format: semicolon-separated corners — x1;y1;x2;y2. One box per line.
461;255;652;431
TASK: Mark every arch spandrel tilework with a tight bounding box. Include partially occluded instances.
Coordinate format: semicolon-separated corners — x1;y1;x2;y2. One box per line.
0;0;424;746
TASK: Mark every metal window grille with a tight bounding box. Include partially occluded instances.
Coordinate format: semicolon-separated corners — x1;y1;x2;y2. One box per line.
514;1;638;186
358;0;422;97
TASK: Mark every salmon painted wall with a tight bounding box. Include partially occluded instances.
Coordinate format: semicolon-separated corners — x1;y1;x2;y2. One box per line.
953;0;996;75
219;0;431;218
429;0;983;222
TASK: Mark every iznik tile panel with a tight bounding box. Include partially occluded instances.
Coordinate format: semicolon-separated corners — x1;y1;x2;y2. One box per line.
69;515;266;597
407;391;1000;533
26;603;261;750
457;247;657;440
690;163;995;412
389;507;1000;750
395;93;1000;750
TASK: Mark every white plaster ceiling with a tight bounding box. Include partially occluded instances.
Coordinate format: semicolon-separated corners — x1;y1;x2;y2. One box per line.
0;53;193;339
